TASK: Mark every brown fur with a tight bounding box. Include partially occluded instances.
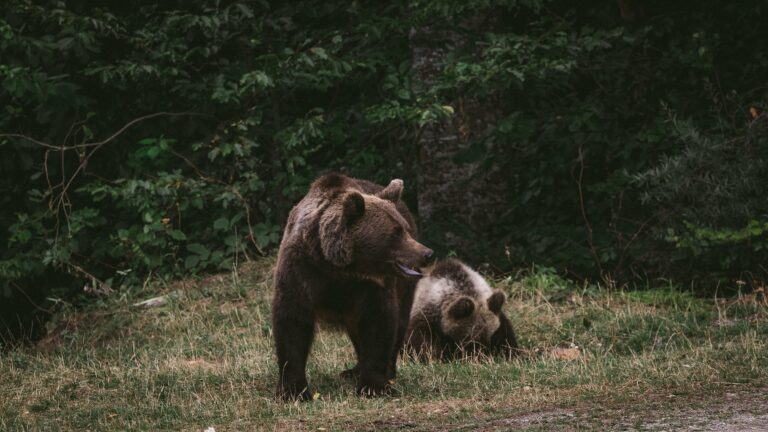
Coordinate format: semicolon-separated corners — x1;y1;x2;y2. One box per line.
272;173;433;400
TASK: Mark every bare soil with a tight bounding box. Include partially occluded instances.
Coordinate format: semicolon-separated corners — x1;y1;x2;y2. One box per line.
475;387;768;431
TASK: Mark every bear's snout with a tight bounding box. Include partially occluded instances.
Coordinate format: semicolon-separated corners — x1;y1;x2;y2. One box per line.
407;238;434;267
393;237;433;277
415;245;434;268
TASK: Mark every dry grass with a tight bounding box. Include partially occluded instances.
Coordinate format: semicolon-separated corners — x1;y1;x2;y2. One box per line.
1;258;767;431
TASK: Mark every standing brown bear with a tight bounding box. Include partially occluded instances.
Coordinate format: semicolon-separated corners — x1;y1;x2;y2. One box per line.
272;173;433;400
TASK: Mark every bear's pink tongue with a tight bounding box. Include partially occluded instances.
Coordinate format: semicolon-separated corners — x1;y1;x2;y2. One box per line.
397;263;422;277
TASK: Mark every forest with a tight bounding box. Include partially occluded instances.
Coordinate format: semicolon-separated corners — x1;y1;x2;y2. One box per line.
1;1;767;429
3;0;767;337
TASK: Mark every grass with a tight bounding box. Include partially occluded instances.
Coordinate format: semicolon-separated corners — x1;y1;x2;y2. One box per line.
1;257;767;431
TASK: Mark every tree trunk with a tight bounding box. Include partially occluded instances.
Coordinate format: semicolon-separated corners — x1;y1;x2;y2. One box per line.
411;17;508;259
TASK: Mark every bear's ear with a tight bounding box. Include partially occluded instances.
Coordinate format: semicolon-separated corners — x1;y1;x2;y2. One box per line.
342;191;365;223
319;192;364;267
448;296;475;319
487;290;506;314
375;179;403;202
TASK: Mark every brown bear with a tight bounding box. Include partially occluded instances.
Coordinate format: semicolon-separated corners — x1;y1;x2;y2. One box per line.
405;259;519;361
272;172;433;400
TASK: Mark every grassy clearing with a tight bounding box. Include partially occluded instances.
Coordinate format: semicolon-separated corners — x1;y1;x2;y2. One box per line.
1;258;767;431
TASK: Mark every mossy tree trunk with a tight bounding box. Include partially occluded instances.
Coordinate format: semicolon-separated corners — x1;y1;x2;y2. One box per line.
410;15;509;260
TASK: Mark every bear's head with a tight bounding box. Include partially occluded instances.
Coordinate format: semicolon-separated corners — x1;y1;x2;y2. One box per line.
318;179;433;278
441;289;506;349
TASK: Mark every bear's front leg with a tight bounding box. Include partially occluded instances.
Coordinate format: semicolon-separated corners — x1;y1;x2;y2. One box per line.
347;288;398;396
387;278;417;379
273;304;315;401
490;313;520;359
405;315;445;363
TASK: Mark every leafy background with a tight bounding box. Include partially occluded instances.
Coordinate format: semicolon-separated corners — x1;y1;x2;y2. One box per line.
1;0;767;340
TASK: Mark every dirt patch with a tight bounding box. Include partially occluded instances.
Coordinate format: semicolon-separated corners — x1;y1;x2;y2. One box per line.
596;388;768;431
622;389;768;431
403;388;768;432
371;418;418;430
494;408;575;429
702;413;768;432
641;412;768;432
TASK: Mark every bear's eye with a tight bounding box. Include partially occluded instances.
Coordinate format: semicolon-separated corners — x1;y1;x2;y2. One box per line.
393;225;404;237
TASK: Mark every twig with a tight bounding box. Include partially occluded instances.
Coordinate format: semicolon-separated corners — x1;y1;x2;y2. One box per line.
62;117;89;149
52;112;206;213
0;133;56;149
614;214;657;274
67;262;114;296
2;111;218;276
168;148;265;256
573;146;605;281
0;111;212;151
229;187;266;256
2;112;212;221
10;281;54;314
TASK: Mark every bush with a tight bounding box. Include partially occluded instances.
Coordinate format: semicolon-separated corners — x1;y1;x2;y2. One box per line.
407;0;768;284
0;0;416;299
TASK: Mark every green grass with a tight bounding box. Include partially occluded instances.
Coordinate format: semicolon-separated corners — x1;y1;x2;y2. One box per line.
1;258;767;431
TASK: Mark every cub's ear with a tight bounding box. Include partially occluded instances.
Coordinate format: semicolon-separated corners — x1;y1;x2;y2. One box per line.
487;290;506;314
448;296;475;319
319;192;365;267
375;179;403;202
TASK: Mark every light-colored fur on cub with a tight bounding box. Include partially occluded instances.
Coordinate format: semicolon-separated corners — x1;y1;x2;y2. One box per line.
406;259;519;360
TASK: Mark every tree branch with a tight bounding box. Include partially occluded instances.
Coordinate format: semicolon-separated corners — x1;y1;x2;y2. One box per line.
573;146;606;281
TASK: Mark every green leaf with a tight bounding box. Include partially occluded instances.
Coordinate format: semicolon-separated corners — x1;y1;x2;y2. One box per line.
187;243;210;260
184;255;200;269
211;251;224;263
213;217;229;230
146;146;162;159
168;230;186;241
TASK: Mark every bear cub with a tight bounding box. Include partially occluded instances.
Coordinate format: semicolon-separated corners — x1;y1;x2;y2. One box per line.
272;173;433;400
406;259;519;361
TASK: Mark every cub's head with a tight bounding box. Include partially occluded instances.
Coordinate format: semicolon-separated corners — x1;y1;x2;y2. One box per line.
419;260;507;348
318;178;433;277
441;288;505;349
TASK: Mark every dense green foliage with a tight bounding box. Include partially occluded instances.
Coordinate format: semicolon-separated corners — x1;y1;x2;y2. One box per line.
1;1;420;301
1;0;767;332
415;1;768;282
